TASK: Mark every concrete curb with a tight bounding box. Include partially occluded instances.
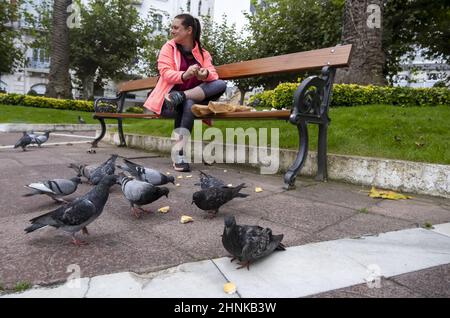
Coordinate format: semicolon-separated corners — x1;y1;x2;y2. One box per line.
103;131;450;198
0;123;114;132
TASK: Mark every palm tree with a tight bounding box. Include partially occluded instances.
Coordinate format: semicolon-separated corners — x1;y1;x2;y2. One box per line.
335;0;386;85
46;0;72;99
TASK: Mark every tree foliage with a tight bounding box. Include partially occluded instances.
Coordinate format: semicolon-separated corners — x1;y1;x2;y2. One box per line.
244;0;344;89
0;0;24;74
69;0;151;99
383;0;450;82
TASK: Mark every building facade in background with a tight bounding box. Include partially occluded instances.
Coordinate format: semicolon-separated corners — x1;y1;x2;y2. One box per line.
1;0;214;97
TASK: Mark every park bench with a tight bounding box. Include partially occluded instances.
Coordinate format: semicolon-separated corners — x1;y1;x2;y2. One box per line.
92;44;352;189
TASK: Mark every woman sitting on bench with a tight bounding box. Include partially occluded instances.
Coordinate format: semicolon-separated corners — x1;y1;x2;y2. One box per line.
144;13;227;172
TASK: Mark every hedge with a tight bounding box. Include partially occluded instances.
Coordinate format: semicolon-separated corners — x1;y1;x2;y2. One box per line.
249;83;450;109
0;93;94;112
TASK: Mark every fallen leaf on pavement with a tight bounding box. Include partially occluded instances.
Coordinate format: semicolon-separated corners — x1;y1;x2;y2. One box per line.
369;186;412;200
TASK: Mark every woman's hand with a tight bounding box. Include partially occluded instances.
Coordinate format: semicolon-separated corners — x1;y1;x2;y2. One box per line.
196;68;209;81
182;64;200;81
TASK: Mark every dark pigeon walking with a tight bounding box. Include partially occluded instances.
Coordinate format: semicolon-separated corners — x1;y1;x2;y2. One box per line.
192;183;248;218
88;154;118;185
195;170;225;189
118;173;169;218
24;175;118;246
222;215;285;270
118;158;174;186
14;132;33;151
23;177;82;203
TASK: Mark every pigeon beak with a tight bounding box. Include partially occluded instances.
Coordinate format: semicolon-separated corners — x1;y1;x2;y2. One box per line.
191;201;194;205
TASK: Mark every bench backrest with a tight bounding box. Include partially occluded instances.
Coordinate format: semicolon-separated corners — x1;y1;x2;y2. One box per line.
117;44;352;93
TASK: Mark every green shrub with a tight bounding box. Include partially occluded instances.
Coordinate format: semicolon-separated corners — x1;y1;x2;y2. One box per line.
125;106;144;113
249;83;450;109
0;93;94;112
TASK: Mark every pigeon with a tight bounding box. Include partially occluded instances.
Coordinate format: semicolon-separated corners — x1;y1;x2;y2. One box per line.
118;173;169;218
222;215;285;270
68;163;99;181
192;183;248;218
88;154;118;185
194;170;226;189
24;174;118;246
23;177;82;203
118;158;175;186
34;131;51;147
78;116;86;124
14;132;33;151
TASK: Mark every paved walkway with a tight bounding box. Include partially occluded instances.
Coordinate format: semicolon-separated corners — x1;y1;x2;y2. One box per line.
0;131;449;297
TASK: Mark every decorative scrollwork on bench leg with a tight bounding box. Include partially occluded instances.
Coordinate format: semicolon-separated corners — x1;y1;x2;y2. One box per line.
284;66;336;189
91;93;125;148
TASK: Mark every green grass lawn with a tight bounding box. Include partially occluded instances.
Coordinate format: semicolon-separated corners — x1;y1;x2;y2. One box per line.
1;103;449;164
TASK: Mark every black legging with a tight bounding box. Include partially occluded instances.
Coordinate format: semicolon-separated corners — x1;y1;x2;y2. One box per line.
160;80;227;132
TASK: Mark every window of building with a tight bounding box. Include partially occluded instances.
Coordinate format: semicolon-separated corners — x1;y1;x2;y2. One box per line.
30;48;50;69
153;13;163;31
198;0;202;16
187;0;191;12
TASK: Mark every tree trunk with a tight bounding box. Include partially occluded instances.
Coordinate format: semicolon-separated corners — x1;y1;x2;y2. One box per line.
335;0;386;86
82;75;94;100
46;0;72;99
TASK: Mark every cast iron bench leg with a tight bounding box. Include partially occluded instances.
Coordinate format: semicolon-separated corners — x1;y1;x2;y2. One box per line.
283;120;308;190
92;116;106;148
316;122;328;181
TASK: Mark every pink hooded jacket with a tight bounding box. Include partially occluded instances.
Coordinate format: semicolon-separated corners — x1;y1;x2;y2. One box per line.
144;39;219;114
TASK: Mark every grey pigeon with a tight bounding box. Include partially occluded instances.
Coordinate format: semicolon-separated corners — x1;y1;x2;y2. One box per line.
222;215;285;270
118;158;175;186
192;183;249;218
194;170;226;189
89;154;118;185
78;116;86;124
14;132;32;151
34;131;51;147
118;173;169;218
23;177;82;203
68;163;99;180
24;174;118;246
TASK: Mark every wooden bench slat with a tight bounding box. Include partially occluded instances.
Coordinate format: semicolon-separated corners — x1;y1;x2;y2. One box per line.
118;77;159;93
117;45;352;93
94;113;160;119
216;45;352;80
94;110;290;120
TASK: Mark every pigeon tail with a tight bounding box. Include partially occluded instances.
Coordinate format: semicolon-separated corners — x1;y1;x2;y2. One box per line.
273;234;286;250
231;183;247;197
24;223;46;233
22;192;37;197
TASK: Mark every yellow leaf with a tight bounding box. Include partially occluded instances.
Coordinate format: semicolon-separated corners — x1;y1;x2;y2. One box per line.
175;183;180;187
369;187;412;200
177;175;183;179
157;206;170;213
255;187;263;193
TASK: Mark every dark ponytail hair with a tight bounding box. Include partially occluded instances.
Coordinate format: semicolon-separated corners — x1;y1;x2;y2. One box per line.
174;13;204;60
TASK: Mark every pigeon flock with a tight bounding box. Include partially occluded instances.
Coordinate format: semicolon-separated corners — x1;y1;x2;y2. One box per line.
15;130;285;268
